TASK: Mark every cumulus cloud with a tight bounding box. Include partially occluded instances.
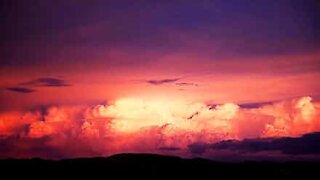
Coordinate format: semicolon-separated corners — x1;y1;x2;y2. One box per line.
0;96;319;159
259;96;320;137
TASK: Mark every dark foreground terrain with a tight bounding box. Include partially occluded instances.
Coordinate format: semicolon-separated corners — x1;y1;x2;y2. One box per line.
0;153;319;179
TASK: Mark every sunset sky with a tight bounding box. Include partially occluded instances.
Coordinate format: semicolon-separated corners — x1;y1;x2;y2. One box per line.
0;0;319;160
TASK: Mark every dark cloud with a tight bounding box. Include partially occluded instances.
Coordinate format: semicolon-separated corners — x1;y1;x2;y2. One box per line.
210;99;278;110
146;78;180;85
175;82;198;86
5;78;71;94
188;142;208;155
211;132;320;155
6;87;35;93
158;147;181;151
21;77;71;87
0;136;66;159
238;101;273;109
0;134;102;159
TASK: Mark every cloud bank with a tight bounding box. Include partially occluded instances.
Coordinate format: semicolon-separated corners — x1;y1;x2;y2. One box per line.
0;96;319;159
211;132;320;155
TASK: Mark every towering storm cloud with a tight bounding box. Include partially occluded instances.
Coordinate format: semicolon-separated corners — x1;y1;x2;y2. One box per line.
0;96;319;159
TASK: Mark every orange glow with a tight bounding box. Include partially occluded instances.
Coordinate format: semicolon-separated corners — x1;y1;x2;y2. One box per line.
1;52;319;111
1;96;320;158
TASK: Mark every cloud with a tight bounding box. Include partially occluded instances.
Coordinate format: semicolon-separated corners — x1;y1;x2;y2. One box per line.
146;78;180;85
188;142;208;155
175;82;198;86
144;78;198;87
0;136;65;159
211;132;320;155
4;77;71;95
21;77;71;87
6;87;35;93
158;147;181;151
0;96;319;159
238;101;273;109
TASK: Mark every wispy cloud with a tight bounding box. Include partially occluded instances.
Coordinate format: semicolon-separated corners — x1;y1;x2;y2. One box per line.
175;82;198;86
146;78;180;85
5;77;71;94
21;77;71;87
6;87;35;93
145;78;198;88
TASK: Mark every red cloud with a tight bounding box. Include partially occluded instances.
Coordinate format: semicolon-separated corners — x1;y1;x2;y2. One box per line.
0;96;319;159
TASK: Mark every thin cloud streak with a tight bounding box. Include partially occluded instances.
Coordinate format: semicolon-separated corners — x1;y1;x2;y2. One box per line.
6;87;35;93
21;77;71;87
146;78;180;85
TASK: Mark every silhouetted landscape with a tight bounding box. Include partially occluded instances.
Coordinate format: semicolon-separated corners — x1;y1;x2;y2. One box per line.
1;153;319;179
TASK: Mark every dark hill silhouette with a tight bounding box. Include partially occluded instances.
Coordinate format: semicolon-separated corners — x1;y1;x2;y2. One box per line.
0;153;319;179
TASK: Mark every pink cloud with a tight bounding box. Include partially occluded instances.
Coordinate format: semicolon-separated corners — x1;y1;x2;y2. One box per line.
0;96;319;159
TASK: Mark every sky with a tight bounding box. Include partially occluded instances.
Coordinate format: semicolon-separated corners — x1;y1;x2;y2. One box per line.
0;0;320;160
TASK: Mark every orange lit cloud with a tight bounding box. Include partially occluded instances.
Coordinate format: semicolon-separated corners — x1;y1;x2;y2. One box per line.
0;96;319;159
